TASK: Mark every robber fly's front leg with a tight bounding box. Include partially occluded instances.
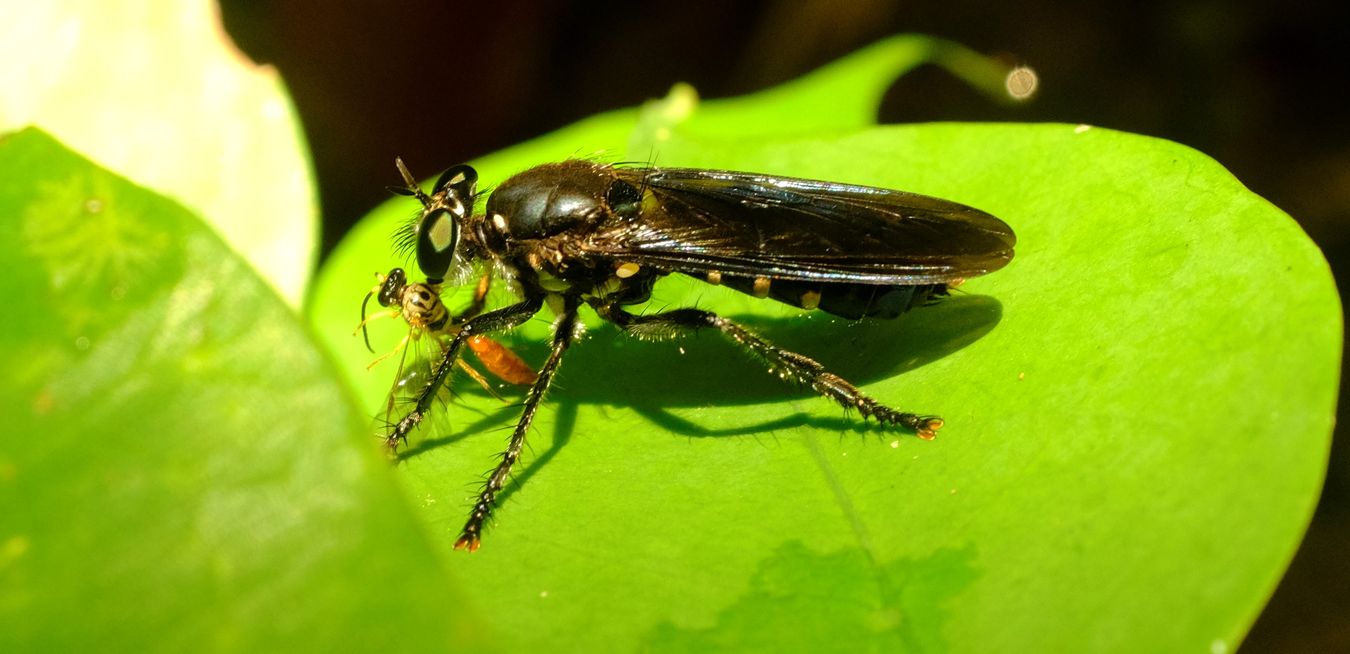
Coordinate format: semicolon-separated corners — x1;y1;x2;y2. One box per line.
456;293;583;551
387;295;543;451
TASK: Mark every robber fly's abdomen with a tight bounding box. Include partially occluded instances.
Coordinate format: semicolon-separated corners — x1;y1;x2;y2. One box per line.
695;273;944;320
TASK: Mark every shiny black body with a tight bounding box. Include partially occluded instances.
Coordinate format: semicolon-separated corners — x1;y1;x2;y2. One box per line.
380;159;1015;550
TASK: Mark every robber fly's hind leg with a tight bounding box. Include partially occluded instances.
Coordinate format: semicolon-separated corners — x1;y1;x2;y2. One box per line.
388;296;543;451
592;302;942;439
456;294;582;552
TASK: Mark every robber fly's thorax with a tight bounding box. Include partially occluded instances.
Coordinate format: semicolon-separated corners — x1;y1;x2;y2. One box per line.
475;160;658;305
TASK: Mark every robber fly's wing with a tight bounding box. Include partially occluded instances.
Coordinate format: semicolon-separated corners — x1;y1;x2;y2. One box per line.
592;168;1016;285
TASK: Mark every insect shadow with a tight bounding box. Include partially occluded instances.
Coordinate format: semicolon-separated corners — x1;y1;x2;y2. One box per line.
485;294;999;509
399;291;1000;464
557;292;1003;433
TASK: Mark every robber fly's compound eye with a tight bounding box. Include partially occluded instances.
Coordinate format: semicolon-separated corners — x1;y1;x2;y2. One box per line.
434;164;479;200
416;207;459;283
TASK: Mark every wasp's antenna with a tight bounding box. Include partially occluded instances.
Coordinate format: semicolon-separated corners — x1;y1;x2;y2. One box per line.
359;289;378;353
392;157;432;206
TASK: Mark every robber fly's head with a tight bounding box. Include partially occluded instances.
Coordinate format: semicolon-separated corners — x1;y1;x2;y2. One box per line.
391;158;478;284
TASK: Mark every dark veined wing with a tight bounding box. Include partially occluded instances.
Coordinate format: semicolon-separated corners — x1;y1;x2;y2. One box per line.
591;167;1016;285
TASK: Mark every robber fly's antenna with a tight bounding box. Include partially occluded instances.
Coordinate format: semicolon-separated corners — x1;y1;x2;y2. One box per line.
389;157;432;206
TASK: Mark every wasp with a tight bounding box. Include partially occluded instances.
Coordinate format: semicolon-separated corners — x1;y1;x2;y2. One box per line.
373;158;1015;551
358;264;536;423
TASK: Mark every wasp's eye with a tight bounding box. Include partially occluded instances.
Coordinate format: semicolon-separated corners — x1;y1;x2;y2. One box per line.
377;267;408;307
416;208;459;282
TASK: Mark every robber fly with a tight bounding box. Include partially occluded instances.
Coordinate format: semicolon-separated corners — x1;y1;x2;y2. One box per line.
375;158;1015;551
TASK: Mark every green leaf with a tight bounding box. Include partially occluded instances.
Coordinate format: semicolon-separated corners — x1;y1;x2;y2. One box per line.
0;128;488;652
308;37;1337;652
0;1;318;306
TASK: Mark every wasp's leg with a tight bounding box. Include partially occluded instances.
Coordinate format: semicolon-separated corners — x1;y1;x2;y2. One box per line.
353;306;400;335
388;296;544;451
365;331;411;371
456;294;582;552
592;302;942;439
455;357;505;401
451;272;493;323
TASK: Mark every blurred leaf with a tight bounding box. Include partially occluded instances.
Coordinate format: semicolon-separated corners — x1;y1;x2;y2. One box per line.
0;0;317;306
0;128;487;652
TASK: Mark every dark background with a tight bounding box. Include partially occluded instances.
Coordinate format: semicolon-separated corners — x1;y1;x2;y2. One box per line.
218;1;1347;650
